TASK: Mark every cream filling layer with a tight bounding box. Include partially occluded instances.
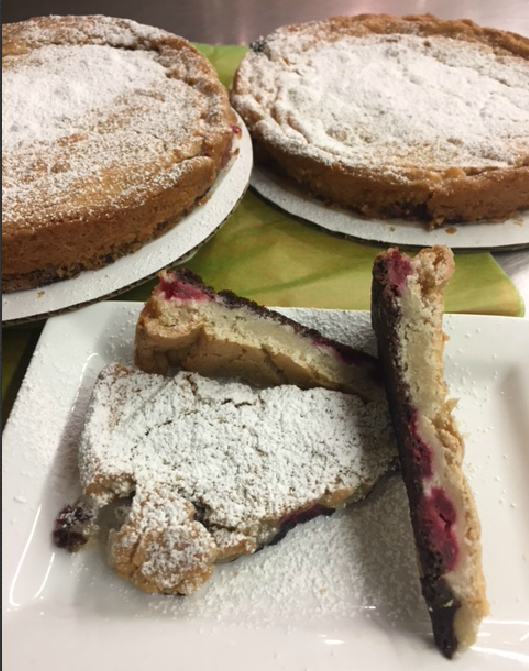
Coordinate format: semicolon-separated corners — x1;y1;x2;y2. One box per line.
153;294;382;400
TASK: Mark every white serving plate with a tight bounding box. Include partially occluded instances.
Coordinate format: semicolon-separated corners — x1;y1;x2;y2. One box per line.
2;116;252;325
2;303;529;670
251;164;529;251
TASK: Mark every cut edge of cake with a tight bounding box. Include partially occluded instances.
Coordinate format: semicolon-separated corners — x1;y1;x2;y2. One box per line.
371;245;488;658
135;269;384;402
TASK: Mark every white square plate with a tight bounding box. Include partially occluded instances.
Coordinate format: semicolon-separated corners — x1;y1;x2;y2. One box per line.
3;303;529;670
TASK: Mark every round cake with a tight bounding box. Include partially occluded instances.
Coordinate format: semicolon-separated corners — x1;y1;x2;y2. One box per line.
2;15;237;292
231;15;529;226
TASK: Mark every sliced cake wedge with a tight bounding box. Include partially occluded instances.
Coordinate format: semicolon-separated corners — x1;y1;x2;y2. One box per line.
371;245;488;658
74;364;397;595
135;270;383;402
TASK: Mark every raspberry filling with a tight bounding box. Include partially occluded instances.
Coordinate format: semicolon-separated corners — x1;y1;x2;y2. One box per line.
410;410;457;571
386;249;413;295
53;502;95;552
271;503;334;546
418;487;458;571
159;273;210;302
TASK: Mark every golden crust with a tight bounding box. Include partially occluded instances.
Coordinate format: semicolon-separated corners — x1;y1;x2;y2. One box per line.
2;16;237;292
231;14;529;226
108;488;218;596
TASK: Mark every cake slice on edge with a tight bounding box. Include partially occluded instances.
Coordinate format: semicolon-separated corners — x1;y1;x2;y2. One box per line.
135;270;383;402
371;245;488;658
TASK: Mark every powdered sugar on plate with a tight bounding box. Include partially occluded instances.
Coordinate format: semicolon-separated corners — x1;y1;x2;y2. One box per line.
147;476;428;627
234;30;529;174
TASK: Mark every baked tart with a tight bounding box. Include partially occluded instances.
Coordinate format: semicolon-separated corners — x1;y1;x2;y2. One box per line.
232;15;529;226
2;15;237;292
66;363;397;595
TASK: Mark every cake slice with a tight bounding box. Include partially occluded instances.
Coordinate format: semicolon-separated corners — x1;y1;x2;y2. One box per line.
371;246;488;658
74;363;397;594
135;270;383;402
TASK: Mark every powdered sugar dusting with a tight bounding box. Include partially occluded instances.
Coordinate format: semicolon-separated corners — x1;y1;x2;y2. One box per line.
2;17;230;227
79;363;396;592
147;477;428;627
5;304;528;665
80;365;396;530
109;485;217;594
234;30;529;175
3;46;171;149
4;14;169;48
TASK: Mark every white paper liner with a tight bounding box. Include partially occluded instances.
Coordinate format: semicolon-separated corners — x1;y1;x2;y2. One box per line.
251;164;529;251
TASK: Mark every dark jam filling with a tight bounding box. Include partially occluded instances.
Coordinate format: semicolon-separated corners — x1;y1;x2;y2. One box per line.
409;410;458;572
231;124;242;138
156;270;381;389
269;504;335;547
373;256;463;657
53;502;95;553
408;410;458;572
159;273;210;302
424;579;461;659
383;202;431;222
410;410;433;478
418;486;458;572
386;249;413;296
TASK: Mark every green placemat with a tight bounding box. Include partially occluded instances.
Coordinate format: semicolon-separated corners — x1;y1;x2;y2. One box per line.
1;43;524;426
195;44;248;88
122;189;523;316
